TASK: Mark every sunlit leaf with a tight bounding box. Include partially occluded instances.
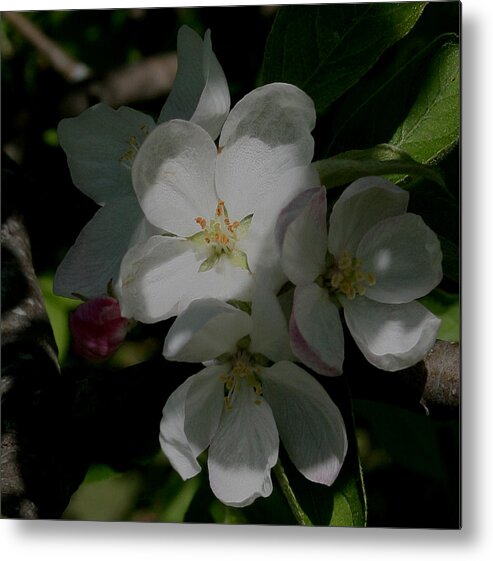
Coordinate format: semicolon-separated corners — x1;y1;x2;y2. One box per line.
389;42;459;165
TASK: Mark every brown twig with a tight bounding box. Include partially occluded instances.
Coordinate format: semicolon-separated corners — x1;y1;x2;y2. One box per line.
3;11;91;83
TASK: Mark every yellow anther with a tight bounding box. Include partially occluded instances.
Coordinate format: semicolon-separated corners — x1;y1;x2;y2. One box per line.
338;251;353;270
327;251;376;299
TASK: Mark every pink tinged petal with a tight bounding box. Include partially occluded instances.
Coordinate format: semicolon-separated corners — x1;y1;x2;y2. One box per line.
328;176;409;257
249;288;293;363
208;386;279;507
343;297;441;371
158;27;230;140
131;120;217;236
163;299;252;363
262;361;347;486
215;83;316;219
160;365;226;480
356;213;443;304
290;284;344;376
118;235;201;323
69;296;129;360
243;165;321;291
54;195;150;299
277;186;328;286
58;103;155;204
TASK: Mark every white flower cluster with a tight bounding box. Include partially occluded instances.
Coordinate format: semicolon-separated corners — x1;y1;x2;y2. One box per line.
56;27;442;507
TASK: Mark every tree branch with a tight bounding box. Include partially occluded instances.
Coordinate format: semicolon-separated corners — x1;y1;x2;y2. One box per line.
1;157;88;519
3;12;91;83
344;338;460;419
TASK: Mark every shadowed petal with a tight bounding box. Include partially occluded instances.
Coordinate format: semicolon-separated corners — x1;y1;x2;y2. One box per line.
290;284;344;376
158;26;230;139
343;297;441;371
58;103;155;204
208;386;279;507
262;361;347;486
160;365;226;480
54;195;154;299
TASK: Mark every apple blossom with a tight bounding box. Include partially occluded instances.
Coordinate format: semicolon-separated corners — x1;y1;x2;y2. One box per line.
118;82;318;323
159;290;347;507
277;177;442;374
69;295;129;360
54;25;230;300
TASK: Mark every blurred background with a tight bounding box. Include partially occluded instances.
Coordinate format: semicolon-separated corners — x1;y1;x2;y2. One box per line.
1;5;459;527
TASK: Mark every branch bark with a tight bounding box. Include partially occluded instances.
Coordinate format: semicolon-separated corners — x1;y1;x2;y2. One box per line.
1;158;88;519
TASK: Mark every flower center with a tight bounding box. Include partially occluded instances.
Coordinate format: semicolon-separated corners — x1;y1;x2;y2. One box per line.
192;200;252;272
324;250;376;300
195;200;240;255
220;349;263;410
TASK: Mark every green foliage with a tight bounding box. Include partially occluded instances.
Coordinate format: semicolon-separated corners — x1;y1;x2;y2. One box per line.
315;143;445;190
262;2;426;114
389;41;459;165
420;289;460;342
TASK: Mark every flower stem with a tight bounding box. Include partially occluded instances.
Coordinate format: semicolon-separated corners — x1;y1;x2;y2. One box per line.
273;460;313;526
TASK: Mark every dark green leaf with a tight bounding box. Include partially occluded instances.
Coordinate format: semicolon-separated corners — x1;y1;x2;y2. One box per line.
354;400;446;480
327;32;458;155
315;143;445;189
389;41;459;165
262;3;426;114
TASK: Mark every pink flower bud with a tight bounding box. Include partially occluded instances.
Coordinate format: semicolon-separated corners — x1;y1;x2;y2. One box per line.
69;296;129;360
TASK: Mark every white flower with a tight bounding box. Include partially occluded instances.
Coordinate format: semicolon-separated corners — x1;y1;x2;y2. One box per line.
118;82;318;323
159;290;347;507
54;26;230;299
277;177;443;373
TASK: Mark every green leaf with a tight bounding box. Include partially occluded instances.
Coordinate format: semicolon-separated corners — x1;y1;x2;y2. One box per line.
420;289;459;342
389;41;459;165
38;273;79;363
262;3;426;113
327;32;458;155
315;144;445;190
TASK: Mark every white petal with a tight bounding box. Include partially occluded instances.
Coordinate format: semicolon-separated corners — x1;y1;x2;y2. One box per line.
277;186;327;286
160;365;226;480
215;83;316;219
290;284;344;376
58;103;155;204
54;195;150;299
163;299;252;363
328;176;409;257
119;235;201;322
249;288;293;363
357;213;443;304
182;255;253;307
262;361;347;486
158;27;230;140
343;297;441;371
131;120;218;236
243;164;321;291
208;386;279;507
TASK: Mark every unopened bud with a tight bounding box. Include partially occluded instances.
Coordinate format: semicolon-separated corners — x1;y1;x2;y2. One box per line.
69;296;129;360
